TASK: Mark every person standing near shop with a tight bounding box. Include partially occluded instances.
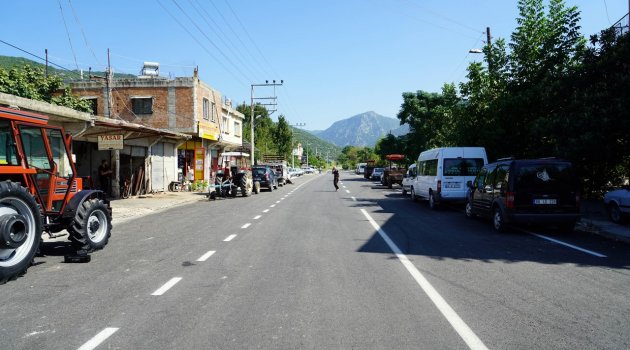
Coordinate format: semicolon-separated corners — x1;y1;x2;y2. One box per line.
98;159;112;196
332;167;339;191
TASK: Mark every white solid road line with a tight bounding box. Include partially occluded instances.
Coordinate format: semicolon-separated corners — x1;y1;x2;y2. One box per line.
77;327;119;350
224;234;237;241
151;277;183;296
518;229;607;258
253;215;262;220
197;250;216;262
241;223;251;229
360;209;489;350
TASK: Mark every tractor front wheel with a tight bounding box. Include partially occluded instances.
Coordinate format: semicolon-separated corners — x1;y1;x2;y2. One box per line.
69;198;112;252
0;181;42;284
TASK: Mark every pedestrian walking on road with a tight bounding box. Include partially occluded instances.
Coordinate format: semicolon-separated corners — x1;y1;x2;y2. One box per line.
332;167;339;191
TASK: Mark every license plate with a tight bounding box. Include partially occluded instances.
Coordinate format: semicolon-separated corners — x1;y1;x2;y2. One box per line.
533;199;556;205
444;182;460;189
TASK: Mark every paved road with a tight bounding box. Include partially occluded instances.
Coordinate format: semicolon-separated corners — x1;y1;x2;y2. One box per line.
1;172;629;349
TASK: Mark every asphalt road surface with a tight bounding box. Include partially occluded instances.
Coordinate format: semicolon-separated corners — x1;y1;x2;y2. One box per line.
1;171;629;349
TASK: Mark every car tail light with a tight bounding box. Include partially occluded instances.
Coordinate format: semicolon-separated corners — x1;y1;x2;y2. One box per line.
437;180;442;194
506;191;515;208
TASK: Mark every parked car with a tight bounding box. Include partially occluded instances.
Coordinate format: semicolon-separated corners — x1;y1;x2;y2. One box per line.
371;168;384;181
412;147;487;209
465;158;581;232
401;164;417;195
603;186;630;224
356;163;366;174
252;166;278;192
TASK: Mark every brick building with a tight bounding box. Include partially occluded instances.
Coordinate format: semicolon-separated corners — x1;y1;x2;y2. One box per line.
68;68;244;185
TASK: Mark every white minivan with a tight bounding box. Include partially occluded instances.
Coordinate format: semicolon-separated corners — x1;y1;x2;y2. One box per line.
411;147;487;209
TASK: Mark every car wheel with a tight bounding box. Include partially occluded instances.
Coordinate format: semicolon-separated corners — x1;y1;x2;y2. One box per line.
608;202;623;224
465;200;476;219
493;207;506;232
411;187;417;202
428;192;439;210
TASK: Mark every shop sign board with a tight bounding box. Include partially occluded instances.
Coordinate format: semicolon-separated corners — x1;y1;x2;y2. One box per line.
98;134;124;150
194;147;205;181
198;121;219;141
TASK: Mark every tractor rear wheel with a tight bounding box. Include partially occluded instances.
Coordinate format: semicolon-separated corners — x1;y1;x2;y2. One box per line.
0;181;42;284
69;198;112;252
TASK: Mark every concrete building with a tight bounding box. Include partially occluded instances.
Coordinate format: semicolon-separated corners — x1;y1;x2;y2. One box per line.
0;92;190;197
67;67;245;185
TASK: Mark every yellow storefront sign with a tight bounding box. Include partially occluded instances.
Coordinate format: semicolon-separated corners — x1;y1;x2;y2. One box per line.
198;121;219;141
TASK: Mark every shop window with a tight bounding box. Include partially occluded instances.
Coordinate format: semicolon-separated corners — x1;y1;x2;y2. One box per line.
131;97;153;115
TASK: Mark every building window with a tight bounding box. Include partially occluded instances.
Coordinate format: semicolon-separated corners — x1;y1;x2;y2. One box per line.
81;97;98;115
222;116;229;134
234;121;241;137
131;97;153;115
211;101;216;121
203;98;209;120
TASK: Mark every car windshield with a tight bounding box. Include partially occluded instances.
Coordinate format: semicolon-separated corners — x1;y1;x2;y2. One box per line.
253;168;266;176
443;158;484;176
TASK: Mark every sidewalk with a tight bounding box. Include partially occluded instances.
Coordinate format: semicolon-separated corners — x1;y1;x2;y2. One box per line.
576;200;630;243
109;191;206;224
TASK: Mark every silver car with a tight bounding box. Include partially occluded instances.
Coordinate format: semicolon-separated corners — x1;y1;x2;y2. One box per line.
604;186;630;224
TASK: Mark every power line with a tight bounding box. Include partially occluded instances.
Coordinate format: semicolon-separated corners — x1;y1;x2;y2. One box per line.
0;39;83;78
169;0;251;83
56;0;80;72
66;0;102;65
156;0;248;87
186;0;261;80
207;0;273;78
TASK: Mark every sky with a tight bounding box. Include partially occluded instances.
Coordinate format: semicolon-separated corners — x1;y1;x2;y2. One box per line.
1;0;628;130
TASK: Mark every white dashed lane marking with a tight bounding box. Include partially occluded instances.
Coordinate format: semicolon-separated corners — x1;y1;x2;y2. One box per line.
345;190;350;194
197;250;216;262
241;223;251;229
253;215;262;220
270;204;276;208
151;277;182;296
224;234;237;241
263;209;270;213
77;327;119;350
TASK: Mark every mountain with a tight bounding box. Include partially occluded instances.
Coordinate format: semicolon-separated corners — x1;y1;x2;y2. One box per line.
317;111;408;147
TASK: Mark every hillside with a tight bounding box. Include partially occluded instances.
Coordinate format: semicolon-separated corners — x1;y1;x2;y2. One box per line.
317;111;408;147
292;126;341;160
0;55;136;79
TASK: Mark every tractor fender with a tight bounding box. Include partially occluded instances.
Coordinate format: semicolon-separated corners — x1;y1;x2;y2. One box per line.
62;190;110;219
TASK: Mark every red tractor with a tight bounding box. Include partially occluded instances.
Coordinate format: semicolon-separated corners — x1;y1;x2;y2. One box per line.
0;106;112;284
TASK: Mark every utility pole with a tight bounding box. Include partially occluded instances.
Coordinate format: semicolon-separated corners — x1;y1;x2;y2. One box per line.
250;80;283;167
45;49;48;78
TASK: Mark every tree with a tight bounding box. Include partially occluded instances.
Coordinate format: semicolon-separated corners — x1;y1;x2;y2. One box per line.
0;65;92;112
236;102;275;160
273;115;292;159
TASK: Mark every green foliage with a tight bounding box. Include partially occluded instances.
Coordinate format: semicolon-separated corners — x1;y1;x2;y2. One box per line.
0;64;92;113
0;55;136;79
394;0;629;196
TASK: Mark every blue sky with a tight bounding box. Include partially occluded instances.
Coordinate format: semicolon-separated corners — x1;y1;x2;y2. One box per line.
1;1;627;130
